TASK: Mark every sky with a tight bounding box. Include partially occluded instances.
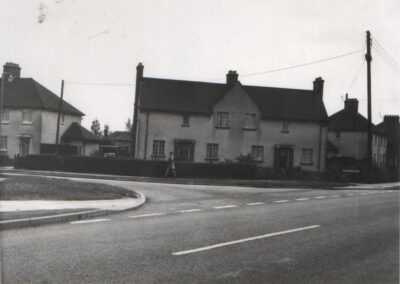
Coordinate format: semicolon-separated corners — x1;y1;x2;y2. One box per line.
1;0;399;131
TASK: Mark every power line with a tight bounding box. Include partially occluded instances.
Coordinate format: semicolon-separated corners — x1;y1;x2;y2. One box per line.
209;49;365;81
66;81;135;86
371;36;399;68
347;61;365;92
372;45;400;73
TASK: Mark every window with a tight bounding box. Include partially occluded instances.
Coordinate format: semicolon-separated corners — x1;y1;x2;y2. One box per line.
182;114;189;126
301;149;313;165
1;109;9;122
0;136;7;151
206;143;219;160
244;114;256;129
152;140;165;158
216;112;229;128
251;146;264;162
336;131;341;138
282;121;289;132
22;109;32;123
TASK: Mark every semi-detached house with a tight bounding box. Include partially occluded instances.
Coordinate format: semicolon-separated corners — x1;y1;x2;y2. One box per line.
133;63;329;172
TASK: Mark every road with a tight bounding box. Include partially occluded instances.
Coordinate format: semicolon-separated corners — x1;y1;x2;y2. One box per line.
1;176;399;284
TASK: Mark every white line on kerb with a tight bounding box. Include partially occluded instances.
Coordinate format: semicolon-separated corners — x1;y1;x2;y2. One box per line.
314;196;326;199
246;202;265;206
71;218;110;224
213;205;238;209
177;209;203;213
295;198;309;201
129;213;165;218
172;225;321;256
274;200;289;203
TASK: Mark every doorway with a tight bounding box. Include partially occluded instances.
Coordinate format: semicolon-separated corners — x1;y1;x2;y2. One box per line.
274;145;293;170
174;140;195;161
20;137;30;156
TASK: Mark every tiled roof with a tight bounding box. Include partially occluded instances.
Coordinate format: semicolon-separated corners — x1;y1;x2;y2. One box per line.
377;121;400;143
328;109;385;135
1;78;84;116
139;77;328;122
61;122;101;142
109;131;132;142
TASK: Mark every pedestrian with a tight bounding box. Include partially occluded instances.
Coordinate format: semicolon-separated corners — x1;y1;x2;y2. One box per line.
165;151;177;178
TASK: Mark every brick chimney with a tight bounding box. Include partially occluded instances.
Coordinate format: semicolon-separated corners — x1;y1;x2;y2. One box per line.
383;115;399;124
3;62;21;81
344;95;359;113
136;62;144;80
226;70;238;86
313;77;324;99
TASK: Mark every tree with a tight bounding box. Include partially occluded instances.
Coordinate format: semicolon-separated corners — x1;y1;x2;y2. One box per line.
91;118;101;136
125;118;132;132
103;124;110;137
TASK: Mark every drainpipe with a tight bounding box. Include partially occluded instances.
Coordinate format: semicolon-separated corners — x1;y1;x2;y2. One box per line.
144;111;149;160
317;123;322;173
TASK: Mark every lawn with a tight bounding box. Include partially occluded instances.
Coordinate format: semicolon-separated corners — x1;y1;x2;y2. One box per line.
0;176;137;200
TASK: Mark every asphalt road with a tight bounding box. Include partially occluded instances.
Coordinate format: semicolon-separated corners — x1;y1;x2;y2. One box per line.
1;177;399;284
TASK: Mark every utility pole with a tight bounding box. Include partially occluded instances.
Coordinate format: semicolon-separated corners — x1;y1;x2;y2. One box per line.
365;31;372;182
55;80;64;155
0;73;4;135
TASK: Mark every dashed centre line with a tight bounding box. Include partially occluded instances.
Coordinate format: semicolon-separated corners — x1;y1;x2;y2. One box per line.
71;218;110;224
274;200;289;203
213;205;239;209
246;202;265;206
129;213;166;218
295;198;310;201
314;196;326;199
178;209;203;213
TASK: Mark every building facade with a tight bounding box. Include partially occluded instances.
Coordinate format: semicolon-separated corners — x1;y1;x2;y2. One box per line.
0;62;95;158
133;64;329;172
377;115;399;169
327;96;387;168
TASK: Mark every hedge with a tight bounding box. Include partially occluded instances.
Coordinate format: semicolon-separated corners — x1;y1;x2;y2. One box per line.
14;155;258;179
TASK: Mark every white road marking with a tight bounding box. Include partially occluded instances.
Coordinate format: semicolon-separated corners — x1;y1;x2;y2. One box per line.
177;209;203;213
295;198;309;201
213;205;238;209
172;225;321;256
274;200;289;203
330;195;341;198
71;218;110;224
129;213;165;218
345;193;355;196
314;196;326;199
246;202;265;206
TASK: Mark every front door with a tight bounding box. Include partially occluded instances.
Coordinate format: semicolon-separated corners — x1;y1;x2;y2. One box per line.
20;137;30;157
174;141;195;161
274;146;293;170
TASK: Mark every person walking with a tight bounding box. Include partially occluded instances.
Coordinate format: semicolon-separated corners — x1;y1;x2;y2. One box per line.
165;151;177;177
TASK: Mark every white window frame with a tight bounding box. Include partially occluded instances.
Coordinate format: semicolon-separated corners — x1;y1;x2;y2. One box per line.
182;114;189;126
251;145;264;162
0;136;7;151
301;149;313;165
244;113;256;129
206;143;219;160
22;109;32;124
1;109;9;123
152;140;165;158
216;112;229;128
282;120;289;133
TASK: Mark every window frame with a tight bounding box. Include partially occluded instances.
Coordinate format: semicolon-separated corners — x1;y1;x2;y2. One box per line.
301;148;313;165
182;114;190;126
151;140;166;159
1;109;9;123
244;113;256;130
0;136;8;151
206;143;219;160
251;145;264;162
216;112;229;128
21;109;33;124
281;120;289;133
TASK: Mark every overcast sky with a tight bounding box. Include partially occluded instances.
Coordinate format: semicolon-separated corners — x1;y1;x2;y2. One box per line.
1;0;399;131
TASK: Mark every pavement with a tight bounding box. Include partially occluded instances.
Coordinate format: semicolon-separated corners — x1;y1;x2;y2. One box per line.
0;170;399;283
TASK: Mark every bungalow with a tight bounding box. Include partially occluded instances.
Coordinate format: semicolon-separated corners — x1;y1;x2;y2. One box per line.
133;63;329;172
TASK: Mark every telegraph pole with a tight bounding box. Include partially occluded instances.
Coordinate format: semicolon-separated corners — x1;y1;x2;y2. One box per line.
0;74;4;134
55;80;64;155
365;31;372;182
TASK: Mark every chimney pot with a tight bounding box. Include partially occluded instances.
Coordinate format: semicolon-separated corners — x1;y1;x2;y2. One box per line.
3;62;21;81
344;97;359;113
313;77;324;99
383;115;399;123
226;70;238;86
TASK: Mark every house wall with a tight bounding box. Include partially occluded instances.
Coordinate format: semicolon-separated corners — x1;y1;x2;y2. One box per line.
328;131;387;167
137;85;327;172
40;111;81;144
0;108;81;158
68;141;99;156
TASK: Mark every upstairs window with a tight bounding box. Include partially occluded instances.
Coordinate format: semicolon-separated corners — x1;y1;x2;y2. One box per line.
206;143;219;160
182;114;189;126
22;109;32;123
251;146;264;162
282;121;289;133
0;136;7;151
244;114;256;129
1;109;9;122
301;149;313;165
152;140;165;158
216;112;229;128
